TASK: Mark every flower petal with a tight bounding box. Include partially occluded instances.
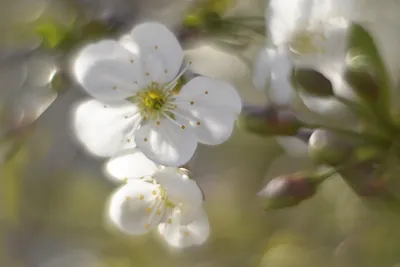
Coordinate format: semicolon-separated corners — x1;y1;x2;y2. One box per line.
107;180;166;235
267;47;295;105
253;48;270;91
267;0;311;45
177;76;242;114
134;119;197;167
298;92;357;128
105;148;160;182
73;40;144;101
121;22;183;83
153;167;203;223
72;99;140;158
158;207;210;248
174;105;236;146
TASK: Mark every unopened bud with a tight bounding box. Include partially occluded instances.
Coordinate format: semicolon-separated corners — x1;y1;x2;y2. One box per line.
308;129;356;166
344;54;381;102
291;67;334;97
237;105;302;136
258;174;317;209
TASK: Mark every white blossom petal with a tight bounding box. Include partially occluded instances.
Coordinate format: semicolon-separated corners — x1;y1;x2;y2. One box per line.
178;76;242;114
121;22;183;83
266;47;294;105
267;0;312;45
105;148;160;182
107;180;166;235
134;119;197;167
276;136;309;157
73;40;143;101
153;167;203;223
253;48;270;91
72;99;140;158
299;92;356;127
158;207;210;248
173;105;236;146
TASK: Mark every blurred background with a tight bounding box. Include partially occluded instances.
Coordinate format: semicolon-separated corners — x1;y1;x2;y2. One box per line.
2;0;400;266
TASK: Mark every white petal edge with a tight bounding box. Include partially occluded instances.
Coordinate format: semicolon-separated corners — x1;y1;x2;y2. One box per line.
73;40;143;100
134;119;198;167
153;167;204;223
177;76;242;114
120;22;183;83
174;105;237;146
104;148;160;182
158;207;210;249
72;99;140;158
253;47;271;91
267;46;294;105
107;180;166;235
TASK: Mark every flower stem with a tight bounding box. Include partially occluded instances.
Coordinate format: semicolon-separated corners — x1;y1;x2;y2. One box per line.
336;95;398;138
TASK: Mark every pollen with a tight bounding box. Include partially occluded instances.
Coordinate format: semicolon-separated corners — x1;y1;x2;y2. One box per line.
144;138;148;142
125;196;131;201
145;223;151;229
146;72;150;76
167;218;172;224
139;194;144;200
181;125;185;130
164;69;168;74
112;86;117;90
145;207;152;214
127;138;131;143
205;90;208;94
156;209;162;215
156;121;161;125
196;121;201;126
184;231;190;237
130;59;134;63
190;101;194;105
152;190;157;195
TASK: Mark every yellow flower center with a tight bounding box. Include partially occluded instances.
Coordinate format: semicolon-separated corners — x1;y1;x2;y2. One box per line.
128;77;187;119
289;30;327;55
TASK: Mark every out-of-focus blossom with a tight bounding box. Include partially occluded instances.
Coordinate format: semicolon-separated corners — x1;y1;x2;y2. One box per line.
105;148;210;248
72;22;241;166
254;0;354;118
0;52;58;135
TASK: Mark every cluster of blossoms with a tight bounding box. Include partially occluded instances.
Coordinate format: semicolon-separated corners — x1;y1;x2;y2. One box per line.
243;0;400;208
71;22;241;247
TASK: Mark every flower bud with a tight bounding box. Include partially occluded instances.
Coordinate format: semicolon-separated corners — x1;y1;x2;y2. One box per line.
258;174;317;209
237;105;302;136
291;67;334;97
347;23;389;106
308;129;356;166
344;54;381;102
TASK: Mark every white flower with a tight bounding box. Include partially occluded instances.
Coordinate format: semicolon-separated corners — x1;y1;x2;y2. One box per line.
72;22;242;166
105;148;210;248
254;0;354;117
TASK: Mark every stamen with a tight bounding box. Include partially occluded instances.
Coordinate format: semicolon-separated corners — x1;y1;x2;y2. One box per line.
164;61;191;92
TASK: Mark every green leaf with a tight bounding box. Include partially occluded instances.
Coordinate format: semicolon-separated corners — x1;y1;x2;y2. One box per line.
35;22;70;49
